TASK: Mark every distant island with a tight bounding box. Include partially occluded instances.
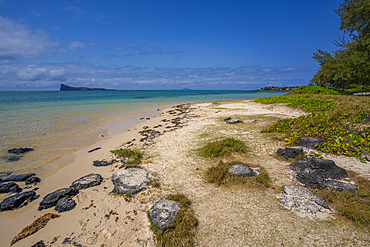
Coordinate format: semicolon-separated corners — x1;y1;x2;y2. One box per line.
60;84;112;91
259;86;299;91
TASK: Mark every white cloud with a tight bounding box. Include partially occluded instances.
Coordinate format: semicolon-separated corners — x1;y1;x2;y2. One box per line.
68;41;86;50
0;16;58;60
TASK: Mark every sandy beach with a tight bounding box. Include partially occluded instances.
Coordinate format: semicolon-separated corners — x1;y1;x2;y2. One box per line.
1;99;370;247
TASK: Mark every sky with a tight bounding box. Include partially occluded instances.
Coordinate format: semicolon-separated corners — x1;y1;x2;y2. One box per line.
0;0;346;91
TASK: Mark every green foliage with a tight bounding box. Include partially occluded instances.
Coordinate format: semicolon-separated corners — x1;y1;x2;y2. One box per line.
291;85;341;95
197;138;247;157
149;193;198;247
259;94;370;160
205;161;271;189
316;171;370;228
110;148;144;165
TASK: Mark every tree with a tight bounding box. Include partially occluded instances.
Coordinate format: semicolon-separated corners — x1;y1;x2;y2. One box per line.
311;0;370;89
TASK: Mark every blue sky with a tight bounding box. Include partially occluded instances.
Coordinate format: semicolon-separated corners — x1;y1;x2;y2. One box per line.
0;0;344;90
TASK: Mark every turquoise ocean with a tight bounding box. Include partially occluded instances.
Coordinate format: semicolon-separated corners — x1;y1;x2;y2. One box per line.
0;90;287;176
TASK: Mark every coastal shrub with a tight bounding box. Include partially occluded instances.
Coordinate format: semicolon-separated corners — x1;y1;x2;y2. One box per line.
291;85;341;95
197;138;247;157
205;161;270;189
110;148;143;165
149;193;198;247
259;94;370;160
315;171;370;228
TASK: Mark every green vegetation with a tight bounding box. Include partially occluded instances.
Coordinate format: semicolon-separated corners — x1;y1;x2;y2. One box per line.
260;86;299;91
110;148;144;165
311;0;370;89
205;161;270;188
149;178;161;188
291;85;342;95
149;193;198;247
197;138;247;157
316;171;370;228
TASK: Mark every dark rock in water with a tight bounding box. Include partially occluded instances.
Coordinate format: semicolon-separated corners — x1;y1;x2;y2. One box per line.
6;156;22;162
0;182;22;194
224;117;231;121
275;186;331;218
361;115;370;123
25;176;41;185
38;187;78;211
111;168;149;195
3;173;36;182
226;119;240;124
229;164;256;178
31;241;46;247
277;147;303;160
55;197;76;213
93;160;112;167
295;137;327;149
70;173;103;190
7;147;34;154
289;157;356;192
149;200;181;230
0;191;36;211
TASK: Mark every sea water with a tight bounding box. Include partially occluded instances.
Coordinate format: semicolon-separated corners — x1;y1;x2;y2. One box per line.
0;90;287;176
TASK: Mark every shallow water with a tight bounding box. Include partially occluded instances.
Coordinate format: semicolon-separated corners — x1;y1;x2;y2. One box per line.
0;90;287;176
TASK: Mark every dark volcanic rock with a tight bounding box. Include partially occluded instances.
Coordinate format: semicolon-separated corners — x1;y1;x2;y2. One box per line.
295;137;327;149
223;117;231;121
70;173;103;190
7;147;34;154
31;241;46;247
226;119;240;124
6;156;21;162
289;157;356;192
0;190;36;211
229;164;256;178
111;168;149;195
149;200;181;230
25;176;41;185
3;173;36;182
275;185;331;218
321;180;357;193
0;182;22;194
55;197;76;213
38;187;78;211
93;160;112;167
277;147;303;160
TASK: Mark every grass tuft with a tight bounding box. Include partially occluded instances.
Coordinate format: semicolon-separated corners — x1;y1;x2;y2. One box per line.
110;148;144;165
205;161;271;189
197;138;247;157
149;193;198;247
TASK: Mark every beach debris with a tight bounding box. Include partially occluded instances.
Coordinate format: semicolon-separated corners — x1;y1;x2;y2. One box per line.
55;197;76;213
277;147;303;160
229;164;262;178
226;118;240;124
10;213;60;245
38;187;79;211
0;182;22;194
88;147;101;153
70;173;103;190
3;173;36;182
62;237;86;247
276;185;331;219
93;160;112;167
111;168;150;195
99;134;104;137
25;176;41;185
245;119;257;123
31;240;46;247
7;147;34;154
149;200;181;230
289;156;357;192
0;190;36;212
295;137;327;149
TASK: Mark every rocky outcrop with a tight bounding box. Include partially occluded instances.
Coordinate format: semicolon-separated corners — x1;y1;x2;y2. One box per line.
54;197;76;213
295;137;327;149
229;164;262;177
93;160;112;167
111;168;149;195
277;147;303;160
0;182;22;194
7;148;34;154
289;157;357;192
0;191;36;212
38;187;79;211
276;185;331;219
60;84;106;91
226;119;240;124
70;173;103;190
149;200;181;230
25;176;41;185
3;173;36;182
